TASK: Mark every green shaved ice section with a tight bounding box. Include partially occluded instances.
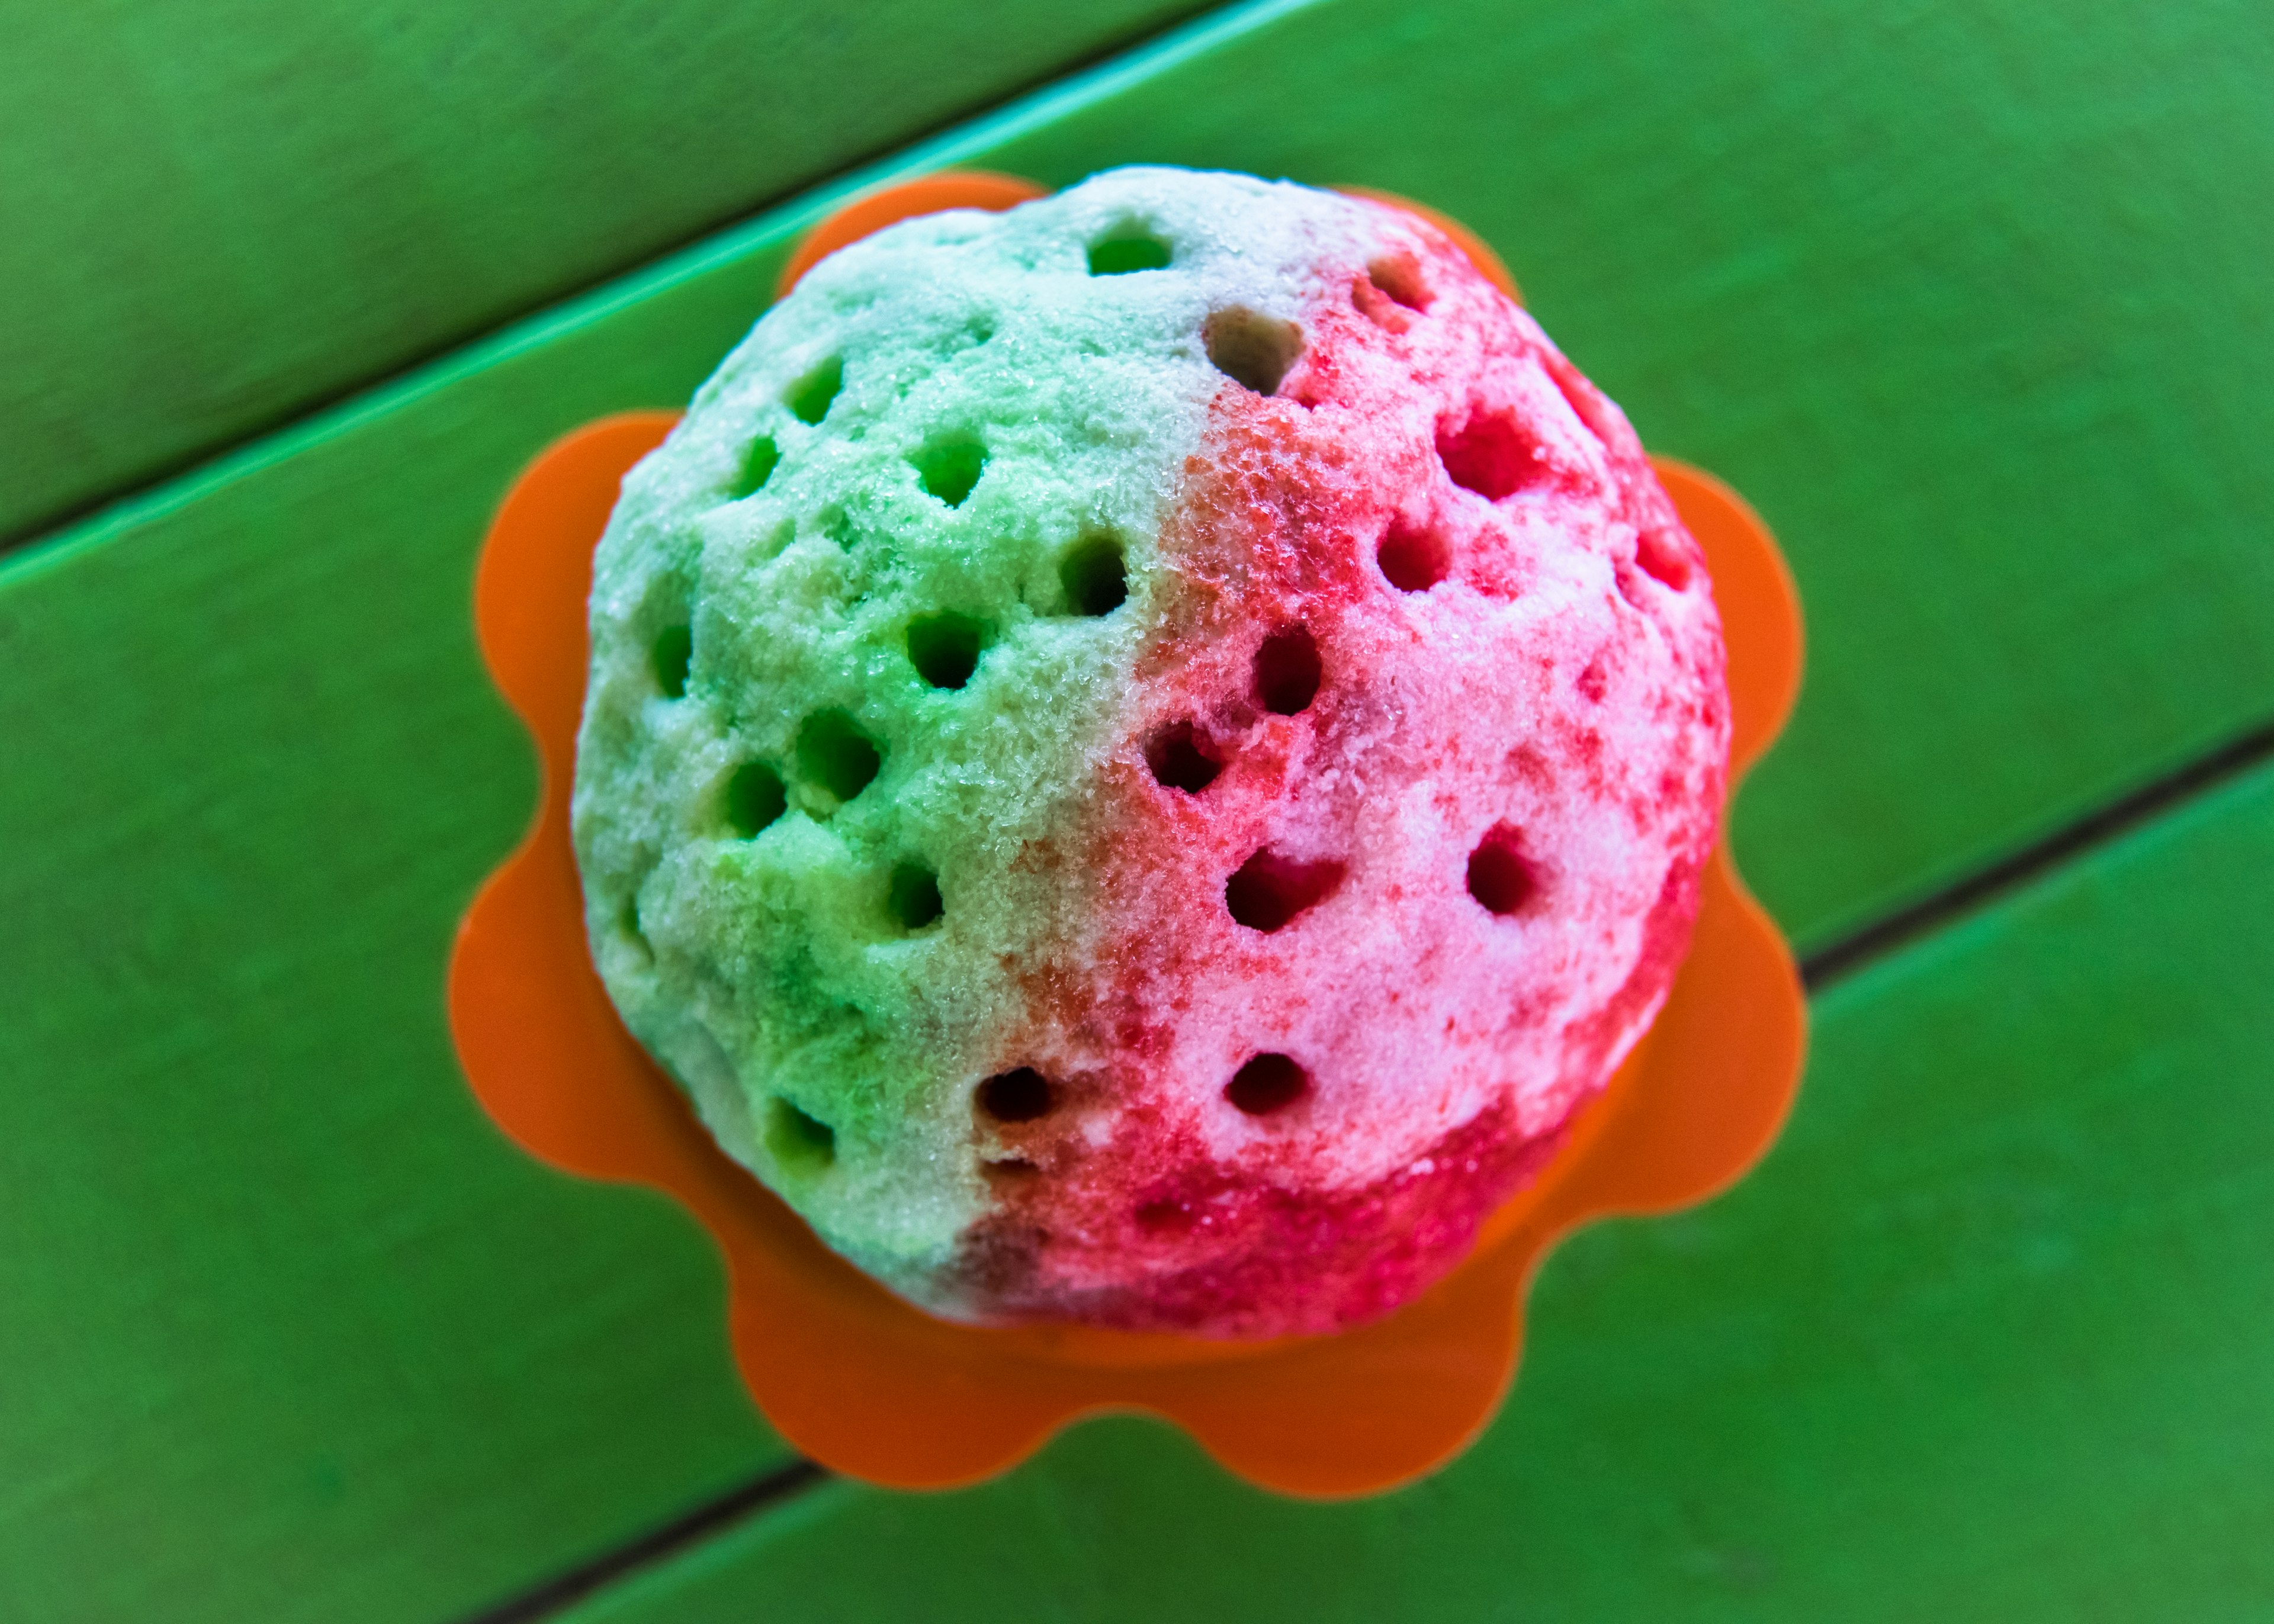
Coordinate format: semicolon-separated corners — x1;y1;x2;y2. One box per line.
568;168;1380;1312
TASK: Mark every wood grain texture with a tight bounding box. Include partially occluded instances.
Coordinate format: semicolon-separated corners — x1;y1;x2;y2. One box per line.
0;104;888;1624
3;0;2271;1615
0;0;1198;544
552;758;2274;1623
0;443;792;1619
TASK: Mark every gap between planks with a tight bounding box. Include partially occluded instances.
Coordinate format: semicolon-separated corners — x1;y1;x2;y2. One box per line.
457;1461;828;1624
1798;714;2274;990
455;710;2274;1623
0;0;1244;560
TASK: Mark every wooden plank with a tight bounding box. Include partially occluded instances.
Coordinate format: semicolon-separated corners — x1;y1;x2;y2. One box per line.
544;760;2274;1623
0;432;792;1617
10;0;2272;950
2;0;2270;1614
0;0;1198;543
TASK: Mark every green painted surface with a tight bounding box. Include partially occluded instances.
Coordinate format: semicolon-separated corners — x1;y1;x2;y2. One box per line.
2;0;2270;1616
0;436;789;1619
0;0;1197;543
0;122;856;1624
561;757;2274;1623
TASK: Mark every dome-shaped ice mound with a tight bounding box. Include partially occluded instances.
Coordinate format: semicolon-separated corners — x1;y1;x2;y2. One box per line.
571;167;1728;1338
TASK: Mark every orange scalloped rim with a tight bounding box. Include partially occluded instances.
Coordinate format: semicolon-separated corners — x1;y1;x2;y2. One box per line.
448;173;1806;1497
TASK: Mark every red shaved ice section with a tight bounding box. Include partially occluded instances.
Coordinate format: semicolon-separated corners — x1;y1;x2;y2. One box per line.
952;199;1728;1338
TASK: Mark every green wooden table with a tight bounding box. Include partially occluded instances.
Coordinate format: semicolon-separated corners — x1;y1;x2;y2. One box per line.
4;2;2270;1619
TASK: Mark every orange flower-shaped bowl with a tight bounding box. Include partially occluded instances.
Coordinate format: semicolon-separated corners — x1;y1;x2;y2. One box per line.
448;173;1806;1497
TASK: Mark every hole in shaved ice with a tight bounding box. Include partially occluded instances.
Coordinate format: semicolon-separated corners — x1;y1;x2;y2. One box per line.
728;434;779;498
1226;849;1346;932
1058;533;1127;616
907;612;984;689
913;434;986;507
651;623;693;697
1437;406;1548;500
796;710;881;802
724;761;786;836
765;1097;836;1175
1087;227;1172;275
1367;252;1433;311
977;1067;1054;1123
1377;519;1451;592
1467;824;1537;916
887;863;943;931
817;504;863;551
984;1157;1040;1184
1135;1198;1196;1235
1205;308;1303;398
1253;626;1321;715
1145;719;1223;793
1226;1053;1310;1115
617;897;652;963
1351;275;1411;333
787;355;842;425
